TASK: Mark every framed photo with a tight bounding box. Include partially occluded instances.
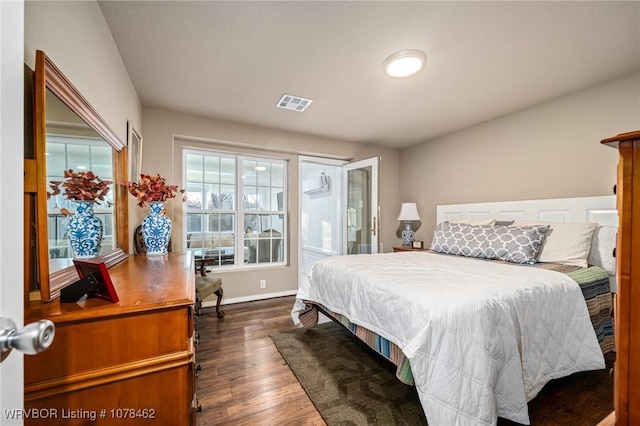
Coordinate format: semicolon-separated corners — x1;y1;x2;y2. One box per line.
412;240;424;249
70;258;119;303
127;120;143;180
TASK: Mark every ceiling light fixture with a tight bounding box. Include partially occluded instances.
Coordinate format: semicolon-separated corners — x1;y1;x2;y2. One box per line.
383;49;427;78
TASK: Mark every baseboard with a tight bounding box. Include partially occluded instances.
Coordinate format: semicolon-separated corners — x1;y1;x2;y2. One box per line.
201;289;298;307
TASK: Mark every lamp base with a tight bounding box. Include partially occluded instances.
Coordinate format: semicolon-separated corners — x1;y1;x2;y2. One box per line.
401;222;414;246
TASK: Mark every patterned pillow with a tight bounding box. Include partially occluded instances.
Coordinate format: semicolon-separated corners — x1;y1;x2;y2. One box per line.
430;222;550;264
482;225;550;264
429;222;494;257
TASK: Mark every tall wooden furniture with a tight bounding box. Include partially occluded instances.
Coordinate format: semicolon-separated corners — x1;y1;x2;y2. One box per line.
602;130;640;425
24;253;196;425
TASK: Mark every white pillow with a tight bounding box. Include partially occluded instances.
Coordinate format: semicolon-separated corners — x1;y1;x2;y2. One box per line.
447;219;496;225
512;221;598;267
588;225;617;276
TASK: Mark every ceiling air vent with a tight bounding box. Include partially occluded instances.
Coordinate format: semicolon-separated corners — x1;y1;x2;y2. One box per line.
276;94;313;112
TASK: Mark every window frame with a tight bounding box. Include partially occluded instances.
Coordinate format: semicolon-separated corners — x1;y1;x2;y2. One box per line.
182;148;288;269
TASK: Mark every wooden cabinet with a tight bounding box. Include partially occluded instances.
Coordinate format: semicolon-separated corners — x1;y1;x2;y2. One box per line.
602;130;640;425
24;253;196;425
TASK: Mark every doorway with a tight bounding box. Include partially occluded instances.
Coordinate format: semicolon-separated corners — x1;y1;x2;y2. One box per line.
298;157;345;288
298;155;379;288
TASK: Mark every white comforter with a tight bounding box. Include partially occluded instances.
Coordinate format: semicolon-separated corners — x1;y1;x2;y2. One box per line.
294;252;605;425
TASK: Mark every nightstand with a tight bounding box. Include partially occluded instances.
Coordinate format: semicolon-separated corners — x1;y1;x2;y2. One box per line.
393;246;424;252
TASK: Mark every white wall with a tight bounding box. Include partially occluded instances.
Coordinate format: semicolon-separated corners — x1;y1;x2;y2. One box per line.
400;73;640;243
24;0;140;145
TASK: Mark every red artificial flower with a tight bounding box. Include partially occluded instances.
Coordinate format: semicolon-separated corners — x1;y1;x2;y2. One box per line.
48;169;112;204
122;173;186;208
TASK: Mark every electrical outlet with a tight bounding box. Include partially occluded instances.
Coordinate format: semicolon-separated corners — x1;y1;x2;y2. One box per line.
260;279;266;289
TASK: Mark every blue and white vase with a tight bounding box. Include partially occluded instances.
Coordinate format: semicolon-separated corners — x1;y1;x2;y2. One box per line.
67;201;103;258
141;201;171;255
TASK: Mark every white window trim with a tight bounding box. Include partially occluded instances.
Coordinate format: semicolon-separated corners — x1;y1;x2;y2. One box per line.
182;148;288;269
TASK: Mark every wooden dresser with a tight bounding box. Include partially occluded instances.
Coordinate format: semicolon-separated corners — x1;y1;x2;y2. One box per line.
601;130;640;425
24;253;196;425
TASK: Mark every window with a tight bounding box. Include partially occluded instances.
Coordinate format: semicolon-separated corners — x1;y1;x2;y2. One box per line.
184;150;287;268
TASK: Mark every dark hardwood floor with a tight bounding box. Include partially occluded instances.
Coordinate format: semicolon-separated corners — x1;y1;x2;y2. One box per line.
195;296;613;425
195;296;324;426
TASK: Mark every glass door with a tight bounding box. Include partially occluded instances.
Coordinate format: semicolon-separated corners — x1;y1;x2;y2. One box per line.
343;157;379;254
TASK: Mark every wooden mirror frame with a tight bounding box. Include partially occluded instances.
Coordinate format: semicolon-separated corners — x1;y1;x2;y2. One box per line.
33;50;129;302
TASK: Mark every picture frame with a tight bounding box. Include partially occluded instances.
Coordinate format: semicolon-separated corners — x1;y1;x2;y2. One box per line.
412;240;424;249
68;258;119;303
127;120;143;180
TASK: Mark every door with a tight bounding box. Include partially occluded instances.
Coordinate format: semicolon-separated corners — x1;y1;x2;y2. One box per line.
1;0;26;422
343;157;379;255
298;156;379;288
298;156;346;287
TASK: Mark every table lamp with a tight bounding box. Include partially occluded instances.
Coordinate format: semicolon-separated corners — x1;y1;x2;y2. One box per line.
397;202;421;246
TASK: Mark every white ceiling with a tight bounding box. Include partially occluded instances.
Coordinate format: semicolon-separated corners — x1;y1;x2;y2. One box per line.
98;1;640;149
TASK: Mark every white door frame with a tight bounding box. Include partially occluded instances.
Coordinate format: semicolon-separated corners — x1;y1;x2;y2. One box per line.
343;156;379;255
1;0;26;423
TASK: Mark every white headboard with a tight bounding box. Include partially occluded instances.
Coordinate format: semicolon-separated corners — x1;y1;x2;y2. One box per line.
437;195;617;226
436;196;618;291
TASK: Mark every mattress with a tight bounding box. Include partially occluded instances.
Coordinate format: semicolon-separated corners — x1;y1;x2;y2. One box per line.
293;251;608;425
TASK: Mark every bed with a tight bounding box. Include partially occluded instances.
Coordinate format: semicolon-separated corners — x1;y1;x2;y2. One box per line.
292;196;616;426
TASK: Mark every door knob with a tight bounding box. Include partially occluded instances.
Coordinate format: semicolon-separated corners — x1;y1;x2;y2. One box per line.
0;317;55;361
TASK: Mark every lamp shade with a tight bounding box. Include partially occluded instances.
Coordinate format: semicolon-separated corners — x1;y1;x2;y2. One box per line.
397;202;421;221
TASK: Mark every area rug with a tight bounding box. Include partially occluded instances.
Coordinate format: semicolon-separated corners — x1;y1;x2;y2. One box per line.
270;321;428;426
271;321;614;426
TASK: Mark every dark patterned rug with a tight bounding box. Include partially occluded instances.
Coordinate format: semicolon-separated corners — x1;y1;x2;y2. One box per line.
270;321;428;426
272;321;614;426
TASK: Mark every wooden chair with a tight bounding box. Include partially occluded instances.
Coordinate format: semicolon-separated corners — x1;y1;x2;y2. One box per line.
194;259;224;319
134;225;224;318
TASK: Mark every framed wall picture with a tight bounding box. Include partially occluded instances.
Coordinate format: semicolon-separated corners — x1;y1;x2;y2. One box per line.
127;120;143;180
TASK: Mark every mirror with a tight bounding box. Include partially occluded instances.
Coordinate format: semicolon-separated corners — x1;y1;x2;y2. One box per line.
46;91;117;263
33;50;129;302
